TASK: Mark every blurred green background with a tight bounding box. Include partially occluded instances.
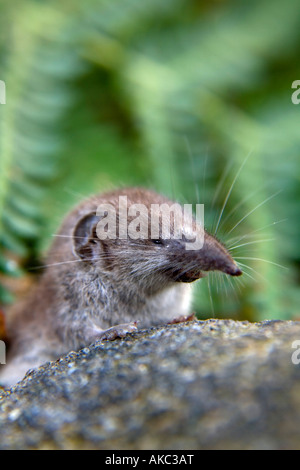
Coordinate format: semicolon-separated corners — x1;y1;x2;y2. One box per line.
0;0;299;321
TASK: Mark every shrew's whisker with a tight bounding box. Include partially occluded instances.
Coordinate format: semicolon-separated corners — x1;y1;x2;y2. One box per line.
234;257;288;270
225;219;287;246
228;238;275;251
226;190;282;236
214;150;252;236
236;261;270;285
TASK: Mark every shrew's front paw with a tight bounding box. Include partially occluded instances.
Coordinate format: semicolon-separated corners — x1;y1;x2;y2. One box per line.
168;313;196;324
100;322;138;341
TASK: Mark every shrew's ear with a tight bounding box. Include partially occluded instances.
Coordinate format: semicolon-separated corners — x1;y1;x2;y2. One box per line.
73;212;100;259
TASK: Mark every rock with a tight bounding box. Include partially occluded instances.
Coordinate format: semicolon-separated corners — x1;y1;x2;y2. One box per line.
0;319;300;449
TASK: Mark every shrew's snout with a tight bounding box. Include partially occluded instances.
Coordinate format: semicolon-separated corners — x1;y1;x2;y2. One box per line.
195;231;243;277
224;263;243;277
168;231;243;283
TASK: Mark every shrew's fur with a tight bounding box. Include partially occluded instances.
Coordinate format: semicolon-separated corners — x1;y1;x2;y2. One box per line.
0;187;241;387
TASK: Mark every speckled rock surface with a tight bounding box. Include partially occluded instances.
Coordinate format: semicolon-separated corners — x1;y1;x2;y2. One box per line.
1;319;300;450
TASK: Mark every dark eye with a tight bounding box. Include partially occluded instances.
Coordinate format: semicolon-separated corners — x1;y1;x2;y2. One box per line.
151;239;163;245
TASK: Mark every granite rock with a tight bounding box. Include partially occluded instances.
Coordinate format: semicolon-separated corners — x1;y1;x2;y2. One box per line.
1;319;300;449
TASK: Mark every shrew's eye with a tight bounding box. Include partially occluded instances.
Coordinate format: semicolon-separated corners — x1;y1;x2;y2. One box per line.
151;238;163;245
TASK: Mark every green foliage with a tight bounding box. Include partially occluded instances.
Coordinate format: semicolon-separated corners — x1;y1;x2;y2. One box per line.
0;0;299;320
